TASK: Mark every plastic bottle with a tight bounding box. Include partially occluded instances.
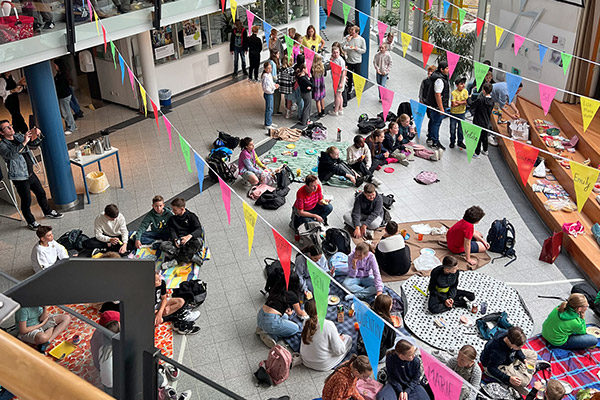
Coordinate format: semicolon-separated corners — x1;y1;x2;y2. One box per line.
337;128;341;142
74;142;82;161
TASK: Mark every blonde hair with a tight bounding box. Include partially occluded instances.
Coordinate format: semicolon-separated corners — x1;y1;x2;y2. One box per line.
427;65;437;74
356;242;370;254
312;55;325;77
398;113;410;123
459;345;477;361
326;146;338;155
558;293;588;313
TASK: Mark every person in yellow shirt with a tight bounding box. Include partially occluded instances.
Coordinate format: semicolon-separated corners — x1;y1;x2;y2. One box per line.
301;25;325;53
449;77;468;149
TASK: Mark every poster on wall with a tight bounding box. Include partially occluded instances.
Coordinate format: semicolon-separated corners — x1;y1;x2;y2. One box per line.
151;26;176;61
182;19;201;48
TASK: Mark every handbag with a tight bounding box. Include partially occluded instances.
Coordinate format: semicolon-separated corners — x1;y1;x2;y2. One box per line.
0;1;34;42
539;231;563;263
562;221;584;237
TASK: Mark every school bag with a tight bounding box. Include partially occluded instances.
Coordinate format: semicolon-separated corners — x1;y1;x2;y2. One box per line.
255;190;286;209
212;131;240;150
322;227;351;255
303;122;328;140
254;345;292;386
486;218;517;266
57;229;90;251
475;311;512;340
262;257;297;295
357;116;386;135
248;183;275;200
571;283;600;318
297;221;326;249
172;280;207;308
377;111;398;122
382;194;395;210
414;171;439;185
207;148;237;183
396;101;413;120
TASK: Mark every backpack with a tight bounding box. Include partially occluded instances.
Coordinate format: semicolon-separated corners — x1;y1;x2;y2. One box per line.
486;218;517;266
571;283;600;318
303;122;328;140
377;111;397;122
275;164;295;197
57;229;90;251
212;131;240;150
172;280;207;308
207;149;237;183
297;221;326;249
323;227;351;255
382;194;395;210
414;171;439;185
396;102;413;120
358;113;369;123
255;190;286;209
475;311;512;340
248;183;275;200
262;257;296;295
255;345;292;386
357;117;386;135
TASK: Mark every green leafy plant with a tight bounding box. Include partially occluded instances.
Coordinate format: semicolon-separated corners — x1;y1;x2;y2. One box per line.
379;10;401;28
423;11;476;81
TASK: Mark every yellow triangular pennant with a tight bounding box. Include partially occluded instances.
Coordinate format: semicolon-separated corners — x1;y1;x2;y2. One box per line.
242;202;258;256
139;85;147;117
230;0;237;22
494;26;504;47
570;161;600;213
353;73;366;107
94;11;99;35
400;32;412;57
580;96;600;132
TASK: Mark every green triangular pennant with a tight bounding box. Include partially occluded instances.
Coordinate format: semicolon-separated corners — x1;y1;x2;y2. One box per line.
473;61;490;92
285;35;294;63
343;3;351;25
461;120;482;162
561;52;573;76
178;134;192;173
458;8;466;26
307;260;330;332
110;41;116;69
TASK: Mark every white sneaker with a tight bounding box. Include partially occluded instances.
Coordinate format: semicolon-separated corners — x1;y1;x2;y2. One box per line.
291;104;298;111
270;123;278;128
64;130;72;135
472;154;480;159
264;125;273;130
182;310;200;322
177;389;192;400
371;177;383;187
259;332;276;348
482;150;489;156
328;110;338;116
488;134;498;147
285;110;292;119
338;110;343;115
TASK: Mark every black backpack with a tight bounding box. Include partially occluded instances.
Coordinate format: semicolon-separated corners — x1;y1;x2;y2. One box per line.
396;102;413;120
207;149;236;183
262;257;296;295
377;111;397;122
57;229;90;251
357;117;386;135
486;218;517;266
212;131;240;150
275;165;295;197
572;283;600;318
323;228;351;255
255;191;286;210
172;280;207;308
382;194;395;210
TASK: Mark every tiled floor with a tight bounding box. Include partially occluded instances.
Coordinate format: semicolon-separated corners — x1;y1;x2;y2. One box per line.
1;18;598;400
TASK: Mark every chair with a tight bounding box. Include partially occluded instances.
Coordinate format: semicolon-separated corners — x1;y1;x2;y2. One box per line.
0;168;24;221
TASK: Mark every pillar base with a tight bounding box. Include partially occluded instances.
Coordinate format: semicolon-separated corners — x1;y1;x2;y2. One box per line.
53;197;80;212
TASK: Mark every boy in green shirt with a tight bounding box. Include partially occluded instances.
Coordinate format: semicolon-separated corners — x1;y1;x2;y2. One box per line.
449;77;468;149
135;195;173;249
15;306;71;352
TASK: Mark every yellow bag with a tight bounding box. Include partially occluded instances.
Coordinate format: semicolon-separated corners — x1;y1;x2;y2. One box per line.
86;171;110;194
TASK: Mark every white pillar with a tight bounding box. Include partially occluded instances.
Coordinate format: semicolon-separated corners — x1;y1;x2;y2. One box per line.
310;0;320;35
136;30;160;112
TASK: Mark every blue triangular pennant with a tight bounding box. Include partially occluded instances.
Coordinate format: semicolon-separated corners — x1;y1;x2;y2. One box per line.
538;44;548;65
118;54;125;84
358;11;368;35
193;152;205;194
443;0;450;15
410;99;427;138
263;21;272;43
505;72;523;104
354;298;384;379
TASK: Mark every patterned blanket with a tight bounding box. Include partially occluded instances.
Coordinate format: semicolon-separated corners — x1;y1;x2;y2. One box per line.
134;247;208;289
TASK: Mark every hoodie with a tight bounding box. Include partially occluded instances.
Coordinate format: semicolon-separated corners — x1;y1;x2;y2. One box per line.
541;306;587;346
480;330;526;384
135;207;173;241
167;209;203;241
318;151;347;182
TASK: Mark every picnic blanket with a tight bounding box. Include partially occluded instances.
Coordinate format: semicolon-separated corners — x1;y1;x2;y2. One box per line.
402;271;534;353
284;276;411;354
352;220;492;282
524;331;600;400
133;247;208;289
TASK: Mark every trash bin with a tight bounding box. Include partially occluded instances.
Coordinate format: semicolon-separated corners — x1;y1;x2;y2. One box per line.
86;171;110;194
159;89;172;110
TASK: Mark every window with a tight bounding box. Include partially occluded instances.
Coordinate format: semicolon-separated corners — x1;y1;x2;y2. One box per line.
249;0;263;24
289;0;308;20
151;26;178;64
265;0;288;26
176;17;209;56
209;10;233;46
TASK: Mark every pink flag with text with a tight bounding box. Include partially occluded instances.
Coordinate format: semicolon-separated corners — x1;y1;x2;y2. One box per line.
304;48;315;77
272;229;292;289
218;177;231;224
422;351;464;400
378;21;388;44
446;51;460;79
513;34;525;55
538;83;557;115
163;115;172;150
246;10;254;35
379;87;394;121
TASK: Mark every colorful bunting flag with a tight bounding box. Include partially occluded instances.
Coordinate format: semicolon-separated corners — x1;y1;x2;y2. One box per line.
178;134;192;173
461;120;482;162
538;44;548;64
443;0;450;15
353;74;366;107
127;67;135;91
421;41;434;68
446;51;460;78
110;41;116;68
272;229;292;289
87;0;93;22
101;25;107;52
458;8;466;27
242;202;258;255
118;54;125;84
513;34;525;56
514;141;539;186
380;87;394;121
230;0;237;22
285;35;294;63
561;52;573;76
494;26;504;47
570;162;600;213
93;11;99;35
428;0;434;8
139;85;147;117
475;18;484;37
538;83;557;115
218;177;232;224
410;99;426;138
358;11;368;35
163;115;172;150
305;48;315;77
263;21;271;41
220;0;225;12
150;99;159;129
354;298;384;379
193;152;205;193
246;10;254;34
473;61;490;92
330;61;341;92
422;351;464;400
378;21;388;45
343;3;351;25
326;0;333;16
505;72;523;104
580;96;600;132
307;260;330;331
400;32;411;57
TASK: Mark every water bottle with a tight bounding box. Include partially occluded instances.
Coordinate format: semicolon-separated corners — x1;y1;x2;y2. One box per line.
337;128;341;142
74;142;82;161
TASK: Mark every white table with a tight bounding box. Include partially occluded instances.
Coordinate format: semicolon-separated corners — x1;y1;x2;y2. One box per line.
69;147;123;204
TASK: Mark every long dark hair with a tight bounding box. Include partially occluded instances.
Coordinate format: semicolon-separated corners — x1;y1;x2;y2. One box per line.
301;299;318;345
54;59;73;86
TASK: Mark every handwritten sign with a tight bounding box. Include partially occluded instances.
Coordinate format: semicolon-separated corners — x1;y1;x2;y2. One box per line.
380;87;394;121
243;203;258;255
421;350;464;400
307;260;330;331
272;229;292;289
473;62;490;92
580;96;600;132
514;141;539;186
461;120;482;162
570;162;600;213
354;298;384;379
410;99;426;138
538;83;557;115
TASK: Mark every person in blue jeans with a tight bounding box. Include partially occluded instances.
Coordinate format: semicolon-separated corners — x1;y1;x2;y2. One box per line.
343;242;383;301
261;62;278;129
449;77;468;149
424;61;450;150
256;271;307;348
229;19;248;76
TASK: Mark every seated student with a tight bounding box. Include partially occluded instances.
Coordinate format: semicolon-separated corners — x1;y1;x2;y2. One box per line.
446;345;481;400
295;245;331;294
90;310;121;395
376;221;411;276
31;225;69;273
256;271;306;348
317;146;361;186
155;271;200;334
322;355;372;400
161;197;205;268
542;293;598;350
238;137;267;186
15;306;71;352
364;130;389;187
446;206;489;266
134;195;173;249
300;299;352;371
377;340;430;400
84;204;129;254
397;114;416;146
344;183;384;239
526;380;566;400
357;294;396;361
346;135;373;183
292;174;333;229
481;326;535;393
383;122;409;166
343;242;383;300
428;256;475;314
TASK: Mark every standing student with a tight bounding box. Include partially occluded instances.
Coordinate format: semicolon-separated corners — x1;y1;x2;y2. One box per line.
373;43;392;99
53;60;77;135
302;25;325;53
418;65;437;104
261;61;278;130
312;56;326;118
342;26;366;99
230;19;248;76
268;28;284;56
377;340;430;400
268;49;282;115
468;82;494;158
247;26;263;82
296;63;313;126
279;54;295;119
328;44;346;116
0;72;28;134
449;77;468;149
446;206;489;266
31;225;69;273
425;61;450;150
491;81;523;120
134;195;173;248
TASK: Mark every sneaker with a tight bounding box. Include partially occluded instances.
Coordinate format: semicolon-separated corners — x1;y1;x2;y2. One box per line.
488;134;498;147
28;221;41;230
175;323;200;335
472;154;480;159
190;254;204;265
344;294;355;301
328;110;338;116
430;144;439;150
165;386;178;400
264;125;273;130
535;360;551;373
64;130;72;135
247;78;253;82
157;366;169;388
259;331;277;348
182;310;200;322
178;390;192;400
161;259;178;270
45;210;63;219
436;149;444;160
449;143;455;149
354;176;365;187
43;21;55;29
436;142;446;150
371;177;383;187
306;120;313;126
165;364;179;382
337;110;343;115
270;123;279;128
426;139;433;146
285;110;292;119
38;342;50;353
482;150;489;156
291;104;298;112
457;142;466;149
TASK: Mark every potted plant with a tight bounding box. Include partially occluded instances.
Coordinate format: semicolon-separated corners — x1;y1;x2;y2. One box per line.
380;10;401;28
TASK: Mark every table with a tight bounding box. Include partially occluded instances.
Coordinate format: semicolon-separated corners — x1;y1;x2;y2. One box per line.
69;147;124;204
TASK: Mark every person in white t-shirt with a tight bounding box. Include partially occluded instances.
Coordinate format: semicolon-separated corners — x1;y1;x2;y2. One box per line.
31;225;69;273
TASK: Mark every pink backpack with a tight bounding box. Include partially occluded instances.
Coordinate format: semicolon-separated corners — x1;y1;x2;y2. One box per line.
356;378;383;400
414;170;439;185
259;344;292;385
248;183;275;200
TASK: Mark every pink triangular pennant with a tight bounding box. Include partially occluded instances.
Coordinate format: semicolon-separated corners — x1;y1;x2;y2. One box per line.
304;47;315;77
446;51;460;78
127;67;135;91
377;21;388;44
513;34;525;56
246;10;254;35
538;83;558;115
218;177;231;225
379;87;394;121
476;18;484;37
150;99;159;130
102;25;107;52
422;42;434;68
87;0;93;21
428;0;434;8
272;229;292;289
163;115;172;150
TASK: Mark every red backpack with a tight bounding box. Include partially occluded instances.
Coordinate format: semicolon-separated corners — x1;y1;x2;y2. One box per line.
257;345;292;385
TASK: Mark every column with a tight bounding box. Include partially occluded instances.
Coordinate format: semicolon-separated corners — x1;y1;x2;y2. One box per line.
136;31;160;113
310;0;320;35
356;0;370;77
24;61;78;210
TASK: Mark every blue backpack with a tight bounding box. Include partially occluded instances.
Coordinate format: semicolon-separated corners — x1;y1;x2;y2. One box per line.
486;218;517;266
